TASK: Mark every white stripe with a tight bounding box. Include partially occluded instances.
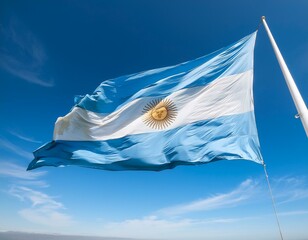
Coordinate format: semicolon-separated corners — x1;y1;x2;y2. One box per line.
54;70;253;141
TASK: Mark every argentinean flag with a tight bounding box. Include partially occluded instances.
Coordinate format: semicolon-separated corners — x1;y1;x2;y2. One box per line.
28;31;263;171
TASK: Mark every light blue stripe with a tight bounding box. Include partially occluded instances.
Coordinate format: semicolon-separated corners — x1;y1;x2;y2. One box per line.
76;32;257;114
28;111;262;171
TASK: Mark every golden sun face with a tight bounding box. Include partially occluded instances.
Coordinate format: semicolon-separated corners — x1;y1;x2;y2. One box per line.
143;99;177;129
151;106;168;120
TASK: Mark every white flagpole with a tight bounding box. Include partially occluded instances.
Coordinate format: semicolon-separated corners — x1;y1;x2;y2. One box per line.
261;16;308;137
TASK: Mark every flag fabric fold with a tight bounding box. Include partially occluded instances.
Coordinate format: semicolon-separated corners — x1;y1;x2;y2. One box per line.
28;31;263;171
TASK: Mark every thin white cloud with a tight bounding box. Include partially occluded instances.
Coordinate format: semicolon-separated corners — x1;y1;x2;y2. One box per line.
0;162;46;180
0;16;54;87
9;186;73;227
0;138;33;159
158;179;259;216
100;215;254;239
278;210;308;217
272;176;308;204
98;177;308;239
101;216;195;239
8;130;42;144
16;180;49;188
99;179;261;239
49;176;306;239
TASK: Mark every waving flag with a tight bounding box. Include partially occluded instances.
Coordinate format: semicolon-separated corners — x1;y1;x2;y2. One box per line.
27;31;263;171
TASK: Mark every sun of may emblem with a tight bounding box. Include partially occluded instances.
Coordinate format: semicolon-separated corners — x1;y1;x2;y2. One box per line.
142;98;178;129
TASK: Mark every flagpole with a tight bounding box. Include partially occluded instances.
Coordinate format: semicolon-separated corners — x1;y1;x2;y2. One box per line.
263;163;284;240
261;16;308;137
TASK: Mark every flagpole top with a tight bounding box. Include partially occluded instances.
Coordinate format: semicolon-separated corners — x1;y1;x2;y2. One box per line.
261;16;266;21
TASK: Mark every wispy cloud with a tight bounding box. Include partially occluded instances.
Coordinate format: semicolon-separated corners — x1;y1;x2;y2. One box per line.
278;210;308;217
8;130;42;144
99;177;308;239
158;179;259;216
15;180;49;188
0;16;54;87
9;186;73;227
99;179;261;239
102;215;194;238
101;215;255;239
0;138;33;159
272;176;308;204
0;162;46;180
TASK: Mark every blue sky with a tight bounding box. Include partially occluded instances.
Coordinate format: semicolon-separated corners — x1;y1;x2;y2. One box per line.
0;1;307;239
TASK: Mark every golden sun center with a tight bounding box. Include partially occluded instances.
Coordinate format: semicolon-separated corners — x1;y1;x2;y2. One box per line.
151;106;168;121
142;98;177;129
